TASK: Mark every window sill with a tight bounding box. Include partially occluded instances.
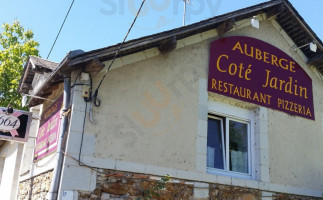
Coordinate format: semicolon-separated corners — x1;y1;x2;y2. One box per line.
207;167;253;180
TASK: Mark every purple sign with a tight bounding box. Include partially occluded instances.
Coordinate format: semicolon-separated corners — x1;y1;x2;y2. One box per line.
208;36;314;120
34;95;63;161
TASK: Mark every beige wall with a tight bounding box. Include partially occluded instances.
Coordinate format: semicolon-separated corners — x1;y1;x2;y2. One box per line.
267;68;323;190
87;40;208;171
85;19;323;191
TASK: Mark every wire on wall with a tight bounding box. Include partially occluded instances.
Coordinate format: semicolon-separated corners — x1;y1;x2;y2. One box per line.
63;151;106;175
69;0;147;171
34;153;56;167
78;102;87;164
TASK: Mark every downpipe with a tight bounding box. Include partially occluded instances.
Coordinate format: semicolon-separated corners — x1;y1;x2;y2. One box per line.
47;74;71;200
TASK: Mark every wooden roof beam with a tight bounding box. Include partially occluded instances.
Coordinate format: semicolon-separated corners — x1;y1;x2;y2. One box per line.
29;99;44;107
21;83;33;90
292;34;307;41
307;53;323;66
39;91;52;98
51;77;64;85
21;88;29;94
265;4;285;20
32;65;52;74
49;84;60;91
158;36;177;54
85;58;105;75
216;18;235;35
276;12;292;24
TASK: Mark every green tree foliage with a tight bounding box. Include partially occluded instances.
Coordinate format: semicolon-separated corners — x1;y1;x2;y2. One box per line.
0;20;39;110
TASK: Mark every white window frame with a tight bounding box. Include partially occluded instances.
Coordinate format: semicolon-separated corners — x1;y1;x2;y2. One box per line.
207;100;255;180
207;115;226;170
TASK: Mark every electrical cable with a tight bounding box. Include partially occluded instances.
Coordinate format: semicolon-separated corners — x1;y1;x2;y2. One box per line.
71;83;87;88
92;0;146;103
66;0;147;172
34;153;56;167
46;0;76;59
70;71;92;163
63;151;105;174
78;102;87;164
71;71;83;88
71;71;93;102
84;72;93;102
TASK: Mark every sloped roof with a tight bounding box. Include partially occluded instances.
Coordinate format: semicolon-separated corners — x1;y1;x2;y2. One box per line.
18;56;59;94
29;55;58;70
20;0;323;107
67;0;323;67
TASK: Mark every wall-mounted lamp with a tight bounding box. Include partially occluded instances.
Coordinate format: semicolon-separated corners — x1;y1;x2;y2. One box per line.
309;42;317;52
292;42;317;53
22;95;28;107
251;16;259;29
21;93;55;107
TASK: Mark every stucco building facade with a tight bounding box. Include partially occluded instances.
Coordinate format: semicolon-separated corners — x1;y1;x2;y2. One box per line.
5;0;323;199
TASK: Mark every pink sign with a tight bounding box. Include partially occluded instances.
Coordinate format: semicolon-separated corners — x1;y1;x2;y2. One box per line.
0;108;32;143
34;95;63;161
208;36;314;120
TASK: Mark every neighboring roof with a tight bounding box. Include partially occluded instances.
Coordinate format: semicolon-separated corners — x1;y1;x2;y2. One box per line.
29;55;58;70
20;0;323;107
18;56;59;94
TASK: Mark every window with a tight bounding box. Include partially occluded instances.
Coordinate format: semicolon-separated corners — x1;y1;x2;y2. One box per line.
207;114;251;177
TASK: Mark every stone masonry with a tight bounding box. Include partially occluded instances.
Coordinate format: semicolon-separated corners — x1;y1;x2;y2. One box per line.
18;170;53;200
78;170;322;200
17;169;323;199
209;184;261;200
79;169;193;200
78;170;321;200
274;193;322;200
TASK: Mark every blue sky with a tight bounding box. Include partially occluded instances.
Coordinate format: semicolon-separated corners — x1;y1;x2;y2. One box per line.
0;0;322;62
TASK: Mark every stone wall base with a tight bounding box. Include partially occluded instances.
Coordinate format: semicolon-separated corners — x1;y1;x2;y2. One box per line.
274;193;322;200
17;169;322;200
78;170;322;200
79;169;193;200
18;170;53;200
209;184;261;200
